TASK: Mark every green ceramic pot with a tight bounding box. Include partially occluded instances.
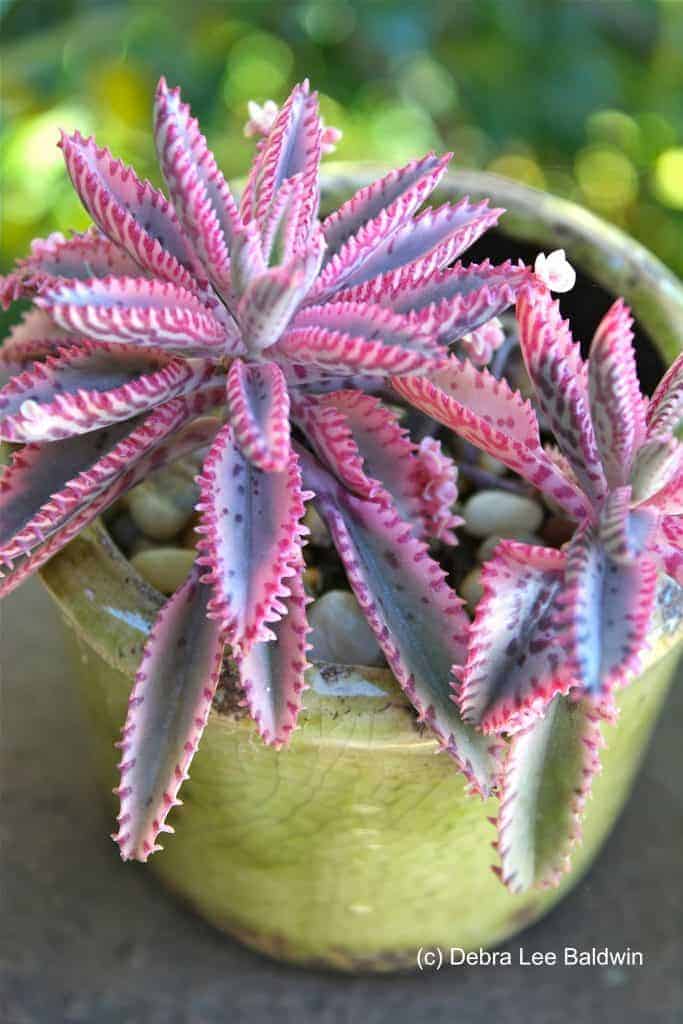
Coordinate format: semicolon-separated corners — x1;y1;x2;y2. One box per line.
40;169;683;971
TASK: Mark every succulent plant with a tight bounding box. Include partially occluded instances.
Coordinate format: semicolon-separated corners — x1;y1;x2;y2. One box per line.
1;76;680;893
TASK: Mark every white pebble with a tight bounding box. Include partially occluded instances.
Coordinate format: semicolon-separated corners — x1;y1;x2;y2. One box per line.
460;568;484;614
308;590;385;667
461;489;543;539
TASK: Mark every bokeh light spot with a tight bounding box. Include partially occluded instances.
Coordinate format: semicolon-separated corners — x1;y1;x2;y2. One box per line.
653;148;683;209
575;146;638;211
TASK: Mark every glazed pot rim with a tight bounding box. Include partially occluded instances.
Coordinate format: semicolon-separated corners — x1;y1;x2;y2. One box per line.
39;166;683;718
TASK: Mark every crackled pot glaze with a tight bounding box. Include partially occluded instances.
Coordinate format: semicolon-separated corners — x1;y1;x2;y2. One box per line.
40;170;683;971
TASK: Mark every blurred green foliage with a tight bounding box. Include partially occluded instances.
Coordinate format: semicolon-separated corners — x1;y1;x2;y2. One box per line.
2;0;683;284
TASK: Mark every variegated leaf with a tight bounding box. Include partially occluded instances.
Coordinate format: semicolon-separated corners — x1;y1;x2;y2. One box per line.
646;350;683;440
517;284;607;506
563;524;658;697
299;447;496;796
630;432;683;506
588;299;646;487
113;564;225;861
458;541;571;735
154;78;241;300
598;486;659;565
196;424;309;650
495;695;604;893
0;402;219;592
227;358;291;472
237;231;325;352
290;299;440;357
651;515;683;584
39;276;233;355
277;325;446;378
392;357;591;520
312;153;452;298
0;309;78;367
0;229;143;308
236;563;311;746
291;396;375;499
60;131;201;288
241;81;322;239
0;342;216;442
327;197;501;294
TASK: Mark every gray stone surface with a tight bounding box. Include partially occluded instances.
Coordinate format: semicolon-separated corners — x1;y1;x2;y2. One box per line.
2;578;682;1023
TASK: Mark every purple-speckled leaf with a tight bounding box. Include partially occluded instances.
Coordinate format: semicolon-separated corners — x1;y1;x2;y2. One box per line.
651;515;683;584
392;357;590;520
0;309;78;367
0;401;219;593
154;78;241;300
630;432;683;506
0;229;143;308
227;358;291;472
588;299;646;487
646;350;683;440
299;447;495;796
563;524;658;697
196;424;309;651
236;563;311;746
495;695;604;893
241;81;322;239
113;564;224;862
458;541;571;735
328;197;501;293
277;324;445;378
60;131;201;288
0;342;216;442
312;153;452;298
39;276;234;355
598;486;659;565
517;285;607;506
290;300;440;357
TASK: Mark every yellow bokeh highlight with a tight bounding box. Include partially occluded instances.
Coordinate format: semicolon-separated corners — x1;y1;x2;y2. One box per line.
653;147;683;209
575;146;638;211
487;154;546;190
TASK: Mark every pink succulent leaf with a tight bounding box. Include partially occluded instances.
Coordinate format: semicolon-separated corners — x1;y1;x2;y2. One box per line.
226;358;291;472
312;155;457;301
308;390;461;541
322;197;502;296
318;152;450;270
291;396;376;500
410;437;462;543
113;564;225;862
280;360;385;397
259;173;308;265
0;309;79;367
630;432;683;506
598;485;660;565
637;467;683;515
38;276;237;355
337;259;530;327
517;284;607;506
588;299;646;487
495;694;605;893
651;515;683;584
227;218;267;298
562;523;658;697
298;446;496;796
458;541;571;735
392;357;591;520
646;350;683;440
236;562;311;747
0;401;218;591
0;229;144;308
154;78;241;301
290;300;441;357
0;342;217;442
60;131;202;288
237;231;325;352
241;81;322;238
277;324;446;378
196;424;309;651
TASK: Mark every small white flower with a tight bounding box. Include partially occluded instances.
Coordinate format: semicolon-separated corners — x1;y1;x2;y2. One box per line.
244;99;279;139
534;249;576;293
